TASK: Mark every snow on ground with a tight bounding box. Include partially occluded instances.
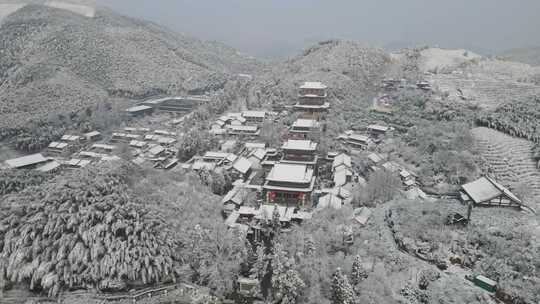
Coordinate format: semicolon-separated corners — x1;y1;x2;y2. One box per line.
45;1;95;17
419;48;481;73
0;3;27;22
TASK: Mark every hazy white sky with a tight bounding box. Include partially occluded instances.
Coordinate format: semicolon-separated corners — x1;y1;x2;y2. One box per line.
95;0;540;59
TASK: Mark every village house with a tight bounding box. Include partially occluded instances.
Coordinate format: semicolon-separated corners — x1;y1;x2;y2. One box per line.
154;130;176;137
156;136;177;146
289;118;321;139
263;163;316;207
341;133;372;149
326;151;339;161
332;153;352;171
147;145;166;158
61;134;83;143
242;110;266;124
244;142;267;151
47;141;70;155
332;153;353;186
261;148;281;172
352;207;372;226
281;139;318;166
222;185;250;212
4;154;49;169
247;148;266;169
91;143;116;154
227;125;260;136
126;105;154;116
191;160;217;171
129;140;147;149
367;124;392;138
202;151;237;165
79;151;108;160
460;176;524;209
124;127;150;134
334;166;353;187
153;157;179;170
400;169;416;189
112;132;141;143
294;82;330;116
229;156;253;181
316;193;343;211
142;96;210;113
35;161;62;173
367;152;384;166
64;158;92;169
220;140;238;153
84;131;102;142
322;186;353;205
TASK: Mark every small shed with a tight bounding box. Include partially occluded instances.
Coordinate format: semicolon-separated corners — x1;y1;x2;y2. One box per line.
460;176;523;208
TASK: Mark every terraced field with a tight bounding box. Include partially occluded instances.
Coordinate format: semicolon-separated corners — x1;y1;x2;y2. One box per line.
472;127;540;206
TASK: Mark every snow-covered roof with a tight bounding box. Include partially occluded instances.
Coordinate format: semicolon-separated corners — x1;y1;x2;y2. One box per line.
255;205;295;222
192;161;216;171
462;176;522;204
5;154;48;169
148;145;165;156
232;157;252;174
300;82;327;90
244;142;266;150
332;153;351;169
229;125;258;132
249;148;267;161
348;134;370;142
282;139;317;151
35;161;61;173
126;105;152;113
61;135;82;142
266;163;313;183
204;151;231;159
242;111;266;118
292;118;318;129
317;194;343;210
48;142;69;149
367;153;383;164
66;158;91;168
84;131;101;137
367;124;390;132
92;144;116;151
334;169;350;187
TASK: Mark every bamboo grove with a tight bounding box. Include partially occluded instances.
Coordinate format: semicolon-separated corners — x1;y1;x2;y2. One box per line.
0;164;182;296
0;170;53;196
477;97;540;143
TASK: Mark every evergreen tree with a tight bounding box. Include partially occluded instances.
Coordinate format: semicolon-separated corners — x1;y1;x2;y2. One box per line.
250;244;268;281
304;235;316;256
331;267;355;304
271;204;281;235
351;255;368;285
271;243;306;304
